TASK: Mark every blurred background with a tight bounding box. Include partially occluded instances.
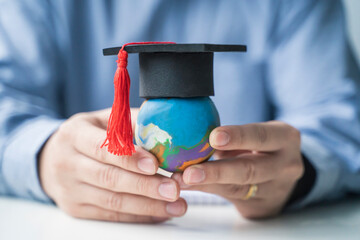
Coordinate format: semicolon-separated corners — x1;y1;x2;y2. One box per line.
344;0;360;65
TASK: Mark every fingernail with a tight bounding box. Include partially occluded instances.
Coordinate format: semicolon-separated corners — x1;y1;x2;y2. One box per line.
137;158;156;174
159;182;177;200
166;201;186;216
212;130;230;146
185;168;205;184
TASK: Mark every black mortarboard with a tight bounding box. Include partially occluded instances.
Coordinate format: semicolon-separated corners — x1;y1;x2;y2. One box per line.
101;42;246;156
103;43;246;98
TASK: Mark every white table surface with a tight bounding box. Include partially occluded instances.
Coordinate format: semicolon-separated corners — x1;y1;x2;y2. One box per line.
1;196;359;240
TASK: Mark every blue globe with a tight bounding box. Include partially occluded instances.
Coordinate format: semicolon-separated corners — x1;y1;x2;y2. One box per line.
135;97;220;172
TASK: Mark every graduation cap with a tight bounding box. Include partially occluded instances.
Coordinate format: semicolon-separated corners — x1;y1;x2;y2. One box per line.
101;42;247;156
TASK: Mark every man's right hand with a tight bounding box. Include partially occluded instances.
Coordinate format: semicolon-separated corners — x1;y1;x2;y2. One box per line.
39;109;187;223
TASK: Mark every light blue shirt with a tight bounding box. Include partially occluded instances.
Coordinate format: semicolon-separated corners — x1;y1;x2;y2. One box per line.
0;0;359;208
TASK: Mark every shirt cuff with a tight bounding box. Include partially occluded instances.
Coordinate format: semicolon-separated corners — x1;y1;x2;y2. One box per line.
287;134;343;210
2;116;64;203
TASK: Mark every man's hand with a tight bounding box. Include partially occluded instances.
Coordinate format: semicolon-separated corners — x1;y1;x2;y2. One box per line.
172;121;304;219
39;109;187;223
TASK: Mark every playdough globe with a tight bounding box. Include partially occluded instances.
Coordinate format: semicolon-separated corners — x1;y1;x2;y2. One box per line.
135;97;220;172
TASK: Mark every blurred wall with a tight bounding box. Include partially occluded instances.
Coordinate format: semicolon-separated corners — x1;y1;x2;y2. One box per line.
343;0;360;65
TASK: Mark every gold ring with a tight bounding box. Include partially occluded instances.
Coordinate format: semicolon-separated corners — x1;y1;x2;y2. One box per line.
242;184;258;200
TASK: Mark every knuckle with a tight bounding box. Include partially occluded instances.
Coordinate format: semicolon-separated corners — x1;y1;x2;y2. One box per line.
235;127;246;146
98;166;118;189
55;186;81;207
107;212;121;222
107;193;124;211
57;114;86;141
134;215;151;223
208;166;221;183
140;200;157;215
92;137;107;159
287;126;301;144
135;176;150;194
62;204;80;218
57;121;72;140
288;157;305;180
243;160;256;184
275;121;288;128
69;112;87;122
254;125;268;148
93;137;105;152
53;158;71;174
226;185;246;198
119;155;131;170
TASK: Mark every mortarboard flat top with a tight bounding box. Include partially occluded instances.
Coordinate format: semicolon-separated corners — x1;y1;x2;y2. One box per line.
103;43;247;98
103;43;246;55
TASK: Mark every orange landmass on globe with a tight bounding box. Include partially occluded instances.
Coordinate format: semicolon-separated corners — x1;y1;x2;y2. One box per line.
177;148;215;171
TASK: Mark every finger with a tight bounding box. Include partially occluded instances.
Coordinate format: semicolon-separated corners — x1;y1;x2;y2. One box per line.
209;121;299;151
175;173;287;219
177;182;271;200
213;150;252;160
77;156;180;202
234;198;283;219
173;173;263;199
232;181;296;219
67;204;168;223
78;184;187;217
72;121;158;175
181;153;283;185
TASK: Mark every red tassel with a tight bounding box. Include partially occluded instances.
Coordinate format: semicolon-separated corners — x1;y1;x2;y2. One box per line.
102;41;176;156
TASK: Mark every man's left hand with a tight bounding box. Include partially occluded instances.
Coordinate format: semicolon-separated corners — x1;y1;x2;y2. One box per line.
172;121;304;219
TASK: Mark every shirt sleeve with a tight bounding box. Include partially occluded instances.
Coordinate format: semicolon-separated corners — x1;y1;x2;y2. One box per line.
0;1;65;202
267;0;360;208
